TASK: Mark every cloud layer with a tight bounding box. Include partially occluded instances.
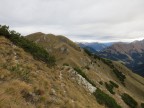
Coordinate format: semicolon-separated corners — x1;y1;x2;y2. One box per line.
0;0;144;42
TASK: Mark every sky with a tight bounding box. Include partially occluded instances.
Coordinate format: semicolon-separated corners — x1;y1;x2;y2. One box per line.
0;0;144;42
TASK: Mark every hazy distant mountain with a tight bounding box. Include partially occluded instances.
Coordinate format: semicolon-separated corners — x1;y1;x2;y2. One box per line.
77;42;113;52
98;40;144;77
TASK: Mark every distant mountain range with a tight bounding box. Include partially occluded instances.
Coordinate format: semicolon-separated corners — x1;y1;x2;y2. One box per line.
78;40;144;77
77;42;113;52
98;40;144;77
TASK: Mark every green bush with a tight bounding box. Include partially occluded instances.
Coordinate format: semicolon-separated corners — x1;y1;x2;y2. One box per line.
63;63;69;66
109;81;119;88
141;103;144;108
0;25;10;36
84;48;101;60
113;69;126;85
105;82;115;94
100;58;114;68
93;88;121;108
0;25;56;67
84;48;93;56
99;81;103;85
121;93;138;108
93;54;101;60
105;81;119;94
74;67;96;87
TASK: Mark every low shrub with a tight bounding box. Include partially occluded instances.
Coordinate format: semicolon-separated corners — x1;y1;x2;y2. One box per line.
109;81;119;88
105;82;115;94
93;54;101;60
101;58;114;68
105;81;119;94
99;81;103;85
121;93;138;108
113;69;126;85
63;63;69;66
141;103;144;108
93;88;121;108
84;48;93;56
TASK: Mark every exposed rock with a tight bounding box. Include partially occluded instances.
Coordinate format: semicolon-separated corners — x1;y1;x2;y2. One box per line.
67;67;96;93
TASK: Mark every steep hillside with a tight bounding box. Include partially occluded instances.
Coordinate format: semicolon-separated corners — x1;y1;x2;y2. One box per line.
98;40;144;77
0;26;144;108
26;32;144;108
26;33;90;68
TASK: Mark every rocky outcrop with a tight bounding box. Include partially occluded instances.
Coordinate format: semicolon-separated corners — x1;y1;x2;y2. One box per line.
63;66;96;93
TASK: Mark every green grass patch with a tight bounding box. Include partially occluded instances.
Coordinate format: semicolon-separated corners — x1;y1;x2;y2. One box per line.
105;82;115;94
93;88;121;108
105;81;119;95
113;69;126;85
121;93;138;108
109;81;119;88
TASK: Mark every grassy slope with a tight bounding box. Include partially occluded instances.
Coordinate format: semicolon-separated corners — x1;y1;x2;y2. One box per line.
0;36;102;108
26;33;144;108
0;32;144;108
26;33;90;68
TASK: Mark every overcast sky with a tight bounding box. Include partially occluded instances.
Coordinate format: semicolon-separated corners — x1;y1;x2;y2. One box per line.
0;0;144;42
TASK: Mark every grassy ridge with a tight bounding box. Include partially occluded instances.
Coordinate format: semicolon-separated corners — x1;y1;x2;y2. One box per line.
0;25;56;66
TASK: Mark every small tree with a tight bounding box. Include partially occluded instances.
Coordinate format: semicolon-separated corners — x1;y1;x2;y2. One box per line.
0;25;10;37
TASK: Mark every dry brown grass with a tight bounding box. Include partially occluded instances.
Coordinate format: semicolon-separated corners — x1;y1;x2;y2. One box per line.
0;35;144;108
0;37;102;108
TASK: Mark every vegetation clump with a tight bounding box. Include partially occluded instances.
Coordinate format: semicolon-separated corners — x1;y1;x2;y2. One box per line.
93;88;121;108
113;69;126;85
63;63;69;66
105;82;115;94
84;48;93;56
121;93;138;108
84;48;101;60
141;103;144;108
99;81;103;85
101;58;114;68
109;81;119;88
105;81;119;94
0;25;56;66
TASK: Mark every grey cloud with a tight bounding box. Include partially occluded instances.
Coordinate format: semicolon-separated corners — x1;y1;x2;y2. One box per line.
0;0;144;42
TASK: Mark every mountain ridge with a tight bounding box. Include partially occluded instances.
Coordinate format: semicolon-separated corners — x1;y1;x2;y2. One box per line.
0;26;144;108
98;39;144;77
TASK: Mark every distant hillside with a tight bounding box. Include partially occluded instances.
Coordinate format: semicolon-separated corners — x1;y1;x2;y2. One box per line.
98;40;144;77
77;42;113;52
